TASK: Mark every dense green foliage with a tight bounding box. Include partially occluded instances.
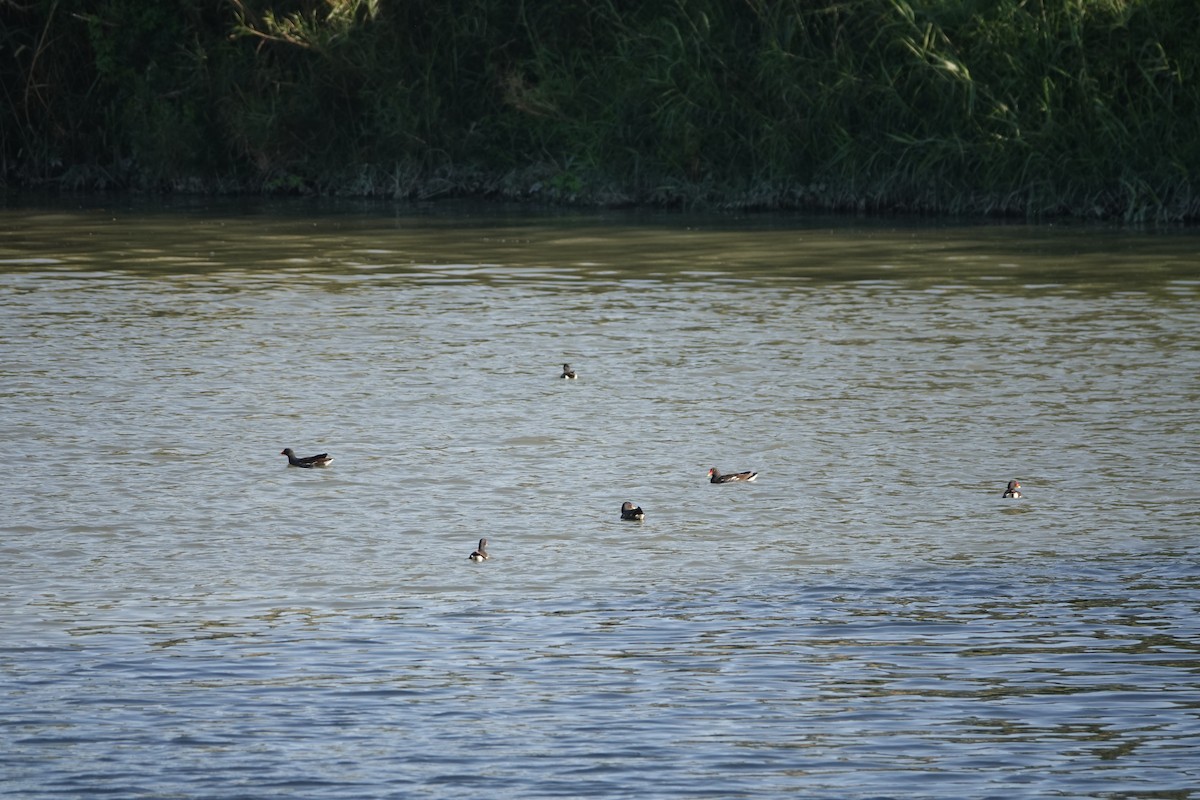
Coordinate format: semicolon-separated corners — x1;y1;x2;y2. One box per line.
2;0;1197;219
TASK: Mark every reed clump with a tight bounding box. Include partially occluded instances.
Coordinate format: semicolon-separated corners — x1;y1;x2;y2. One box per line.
2;0;1196;220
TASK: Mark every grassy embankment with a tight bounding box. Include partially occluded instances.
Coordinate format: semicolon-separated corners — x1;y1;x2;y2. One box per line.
2;0;1197;220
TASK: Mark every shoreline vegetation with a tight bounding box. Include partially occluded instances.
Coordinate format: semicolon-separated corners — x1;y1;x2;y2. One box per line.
2;0;1197;221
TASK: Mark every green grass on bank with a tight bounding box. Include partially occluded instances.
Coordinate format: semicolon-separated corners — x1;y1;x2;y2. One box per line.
2;0;1197;221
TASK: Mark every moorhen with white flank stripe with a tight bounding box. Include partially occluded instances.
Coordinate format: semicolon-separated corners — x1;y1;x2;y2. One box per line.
281;448;333;468
1002;480;1022;498
561;363;577;379
620;501;645;521
708;467;757;483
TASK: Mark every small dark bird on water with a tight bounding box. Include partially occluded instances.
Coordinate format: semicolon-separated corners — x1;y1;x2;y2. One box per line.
281;448;333;468
469;538;490;562
1002;479;1022;498
620;501;645;521
708;467;757;483
561;363;577;379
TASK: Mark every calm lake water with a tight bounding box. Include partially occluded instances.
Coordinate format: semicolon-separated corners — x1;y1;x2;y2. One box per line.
2;200;1198;799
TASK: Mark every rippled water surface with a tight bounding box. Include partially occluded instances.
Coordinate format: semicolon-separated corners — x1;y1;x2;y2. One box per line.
2;201;1199;798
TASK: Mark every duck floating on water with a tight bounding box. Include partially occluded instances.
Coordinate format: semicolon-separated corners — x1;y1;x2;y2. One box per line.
620;501;645;520
1002;479;1022;498
561;363;577;379
708;467;757;483
281;448;333;468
